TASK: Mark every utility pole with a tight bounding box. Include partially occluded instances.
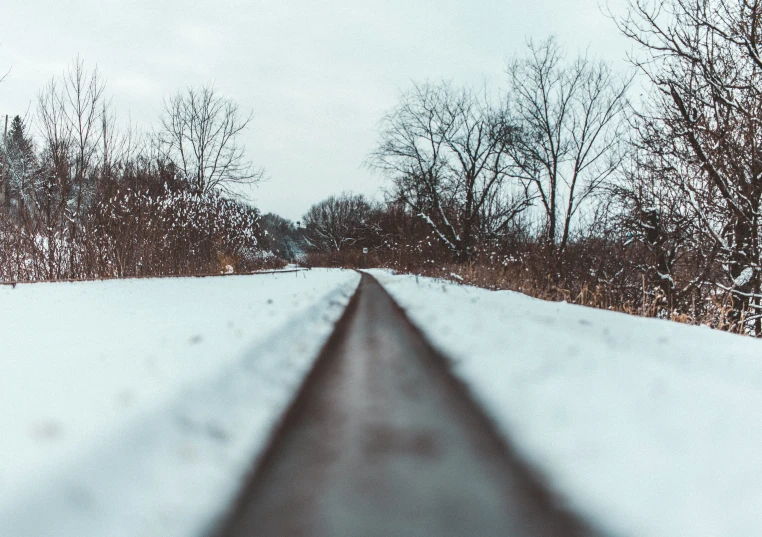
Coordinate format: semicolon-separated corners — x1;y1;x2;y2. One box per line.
1;115;7;213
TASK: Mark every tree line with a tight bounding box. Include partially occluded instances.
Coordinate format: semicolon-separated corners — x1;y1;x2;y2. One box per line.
0;59;276;280
4;0;761;336
287;0;762;336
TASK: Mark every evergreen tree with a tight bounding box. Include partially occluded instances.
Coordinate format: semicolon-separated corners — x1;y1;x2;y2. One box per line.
8;116;34;159
4;115;36;213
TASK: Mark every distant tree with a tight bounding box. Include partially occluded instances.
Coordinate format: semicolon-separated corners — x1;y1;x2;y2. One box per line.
40;59;107;216
33;58;109;277
505;37;631;251
7;116;33;157
4;115;37;214
157;84;263;196
302;193;380;252
369;82;530;261
259;213;304;261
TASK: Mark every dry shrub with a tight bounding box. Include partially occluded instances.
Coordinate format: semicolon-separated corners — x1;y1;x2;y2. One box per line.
0;183;286;282
305;239;735;329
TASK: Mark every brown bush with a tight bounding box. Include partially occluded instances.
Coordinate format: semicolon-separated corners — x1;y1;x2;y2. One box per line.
306;237;744;331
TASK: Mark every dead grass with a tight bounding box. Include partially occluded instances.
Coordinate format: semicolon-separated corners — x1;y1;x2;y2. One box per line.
305;246;740;331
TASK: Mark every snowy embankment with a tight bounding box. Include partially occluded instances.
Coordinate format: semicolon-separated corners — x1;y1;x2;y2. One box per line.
0;269;359;537
369;270;762;537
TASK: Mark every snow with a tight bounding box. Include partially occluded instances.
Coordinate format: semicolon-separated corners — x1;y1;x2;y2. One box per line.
734;267;754;287
8;267;762;537
368;269;762;537
0;269;360;537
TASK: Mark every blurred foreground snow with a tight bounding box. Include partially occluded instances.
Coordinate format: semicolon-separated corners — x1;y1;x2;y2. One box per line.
0;269;359;537
6;267;762;537
370;269;762;537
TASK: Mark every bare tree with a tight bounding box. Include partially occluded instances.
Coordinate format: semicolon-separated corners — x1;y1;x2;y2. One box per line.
302;193;380;252
369;82;530;261
616;0;762;333
506;38;631;251
610;150;700;312
157;84;262;196
31;58;109;277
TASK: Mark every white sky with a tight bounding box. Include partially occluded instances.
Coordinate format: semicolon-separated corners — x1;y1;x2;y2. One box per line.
0;0;633;221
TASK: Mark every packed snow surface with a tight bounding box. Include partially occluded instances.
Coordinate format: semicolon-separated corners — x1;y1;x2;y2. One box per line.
0;269;359;537
369;270;762;537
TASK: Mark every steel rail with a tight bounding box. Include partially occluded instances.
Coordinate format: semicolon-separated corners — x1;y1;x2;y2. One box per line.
212;273;601;537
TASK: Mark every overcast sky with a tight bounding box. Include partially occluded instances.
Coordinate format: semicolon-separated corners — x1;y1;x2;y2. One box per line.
0;0;632;221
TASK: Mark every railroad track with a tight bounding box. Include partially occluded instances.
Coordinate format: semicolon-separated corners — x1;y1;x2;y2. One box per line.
213;273;599;537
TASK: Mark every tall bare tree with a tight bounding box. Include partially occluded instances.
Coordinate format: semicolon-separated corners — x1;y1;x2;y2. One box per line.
157;84;262;196
369;82;530;261
506;38;631;251
32;58;108;277
617;0;762;333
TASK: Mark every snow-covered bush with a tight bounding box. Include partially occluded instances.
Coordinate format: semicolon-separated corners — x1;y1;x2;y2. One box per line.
89;183;278;277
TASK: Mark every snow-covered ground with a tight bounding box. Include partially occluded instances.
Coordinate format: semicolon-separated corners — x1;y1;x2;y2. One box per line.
0;269;359;537
369;270;762;537
6;267;762;537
